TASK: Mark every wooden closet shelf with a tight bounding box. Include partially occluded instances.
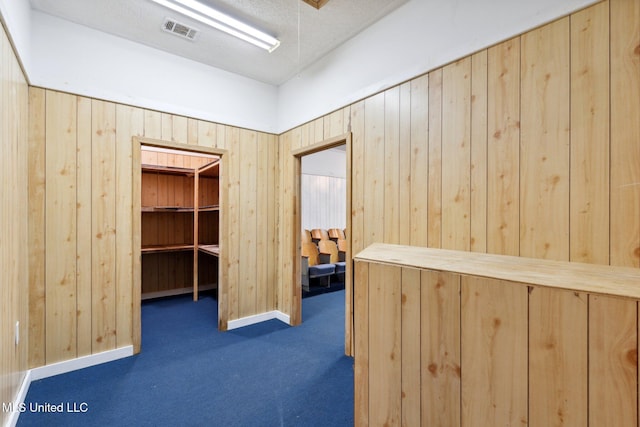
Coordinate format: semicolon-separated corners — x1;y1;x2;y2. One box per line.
142;164;195;176
199;244;220;257
198;205;219;212
142;244;194;254
142;206;194;212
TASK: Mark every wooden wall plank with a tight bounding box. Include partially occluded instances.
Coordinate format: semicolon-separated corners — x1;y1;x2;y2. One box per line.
76;96;92;357
144;110;162;140
409;75;429;247
487;39;520;256
266;134;278;311
368;263;402;426
470;50;488;254
529;287;587;426
428;69;443;248
421;270;461;426
28;87;46;368
239;130;258;317
461;277;528;426
91;100;117;353
256;133;269;313
399;83;412;245
442;58;472;251
520;18;570;261
384;87;400;244
354;261;369;427
570;2;610;265
227;127;241;321
610;0;640;267
401;267;421;427
363;93;385;246
351;101;366;257
589;295;637;426
45;91;78;363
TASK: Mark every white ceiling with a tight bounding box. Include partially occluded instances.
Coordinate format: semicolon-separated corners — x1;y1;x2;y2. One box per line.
29;0;408;86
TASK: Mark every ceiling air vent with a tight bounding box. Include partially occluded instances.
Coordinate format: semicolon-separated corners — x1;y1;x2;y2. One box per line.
162;18;199;41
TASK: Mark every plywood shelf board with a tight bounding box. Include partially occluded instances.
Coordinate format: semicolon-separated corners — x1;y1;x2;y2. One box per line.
141;244;194;253
141;164;194;175
355;243;640;299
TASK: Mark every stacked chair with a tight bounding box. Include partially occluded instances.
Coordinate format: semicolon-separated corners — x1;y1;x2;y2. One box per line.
301;228;348;292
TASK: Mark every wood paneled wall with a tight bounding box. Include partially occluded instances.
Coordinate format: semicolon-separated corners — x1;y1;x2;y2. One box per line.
0;21;29;426
277;0;640;327
354;245;640;426
28;88;278;367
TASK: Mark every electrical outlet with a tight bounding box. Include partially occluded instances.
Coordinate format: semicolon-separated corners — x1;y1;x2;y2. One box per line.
15;321;19;346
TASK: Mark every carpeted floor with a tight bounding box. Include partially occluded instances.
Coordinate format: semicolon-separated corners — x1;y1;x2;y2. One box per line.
17;289;353;427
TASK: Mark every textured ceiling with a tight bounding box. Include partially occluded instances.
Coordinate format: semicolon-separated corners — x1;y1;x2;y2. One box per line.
29;0;409;85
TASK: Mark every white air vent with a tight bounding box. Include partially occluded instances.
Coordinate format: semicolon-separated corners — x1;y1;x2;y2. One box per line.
162;18;199;41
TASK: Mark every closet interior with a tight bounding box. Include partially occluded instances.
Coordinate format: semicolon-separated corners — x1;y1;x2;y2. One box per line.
140;145;220;301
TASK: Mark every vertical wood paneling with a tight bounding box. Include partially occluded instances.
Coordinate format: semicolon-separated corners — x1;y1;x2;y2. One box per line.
91;100;117;352
421;270;461;426
610;0;640;267
144;110;162;140
461;277;528;426
589;295;637;426
256;133;269;313
28;87;46;368
1;24;29;425
363;93;385;246
529;287;587;426
470;50;488;254
384;87;400;244
45;91;78;363
351;101;366;257
227;127;241;321
368;263;402;426
354;261;369;427
267;134;278;311
401;267;421;426
76;96;92;357
399;83;412;245
115;105;144;348
428;69;443;248
571;2;610;265
520;18;570;261
442;58;472;251
239;130;258;317
487;39;520;256
409;75;429;247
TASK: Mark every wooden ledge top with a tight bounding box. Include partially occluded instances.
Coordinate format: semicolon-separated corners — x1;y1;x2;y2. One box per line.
354;243;640;300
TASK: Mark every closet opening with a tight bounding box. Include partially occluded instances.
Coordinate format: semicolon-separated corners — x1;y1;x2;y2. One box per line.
132;137;228;353
292;133;354;356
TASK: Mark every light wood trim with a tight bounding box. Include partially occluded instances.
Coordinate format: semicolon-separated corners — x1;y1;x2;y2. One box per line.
355;243;640;300
193;165;200;301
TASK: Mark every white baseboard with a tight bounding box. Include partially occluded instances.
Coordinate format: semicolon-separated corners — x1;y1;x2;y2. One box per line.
30;346;134;381
227;310;291;330
5;346;132;427
5;370;31;427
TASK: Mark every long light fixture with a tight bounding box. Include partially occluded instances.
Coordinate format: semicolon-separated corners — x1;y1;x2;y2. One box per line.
150;0;280;52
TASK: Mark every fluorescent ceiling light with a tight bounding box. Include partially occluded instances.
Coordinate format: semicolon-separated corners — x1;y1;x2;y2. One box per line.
150;0;280;52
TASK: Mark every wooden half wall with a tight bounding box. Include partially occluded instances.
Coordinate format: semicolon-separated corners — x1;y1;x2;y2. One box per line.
354;244;640;426
0;19;29;427
276;0;640;351
27;88;279;367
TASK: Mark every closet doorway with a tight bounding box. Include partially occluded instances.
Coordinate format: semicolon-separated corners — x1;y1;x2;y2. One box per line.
292;133;354;356
132;137;229;352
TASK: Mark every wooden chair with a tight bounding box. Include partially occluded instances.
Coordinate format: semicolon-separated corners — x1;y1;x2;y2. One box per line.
301;242;335;291
328;228;345;242
301;229;313;244
311;228;329;243
318;240;346;283
337;238;347;262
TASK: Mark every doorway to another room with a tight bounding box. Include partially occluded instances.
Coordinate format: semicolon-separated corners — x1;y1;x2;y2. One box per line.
292;133;354;355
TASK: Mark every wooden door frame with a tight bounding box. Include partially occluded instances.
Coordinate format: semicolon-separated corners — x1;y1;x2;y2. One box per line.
132;137;229;353
291;132;354;356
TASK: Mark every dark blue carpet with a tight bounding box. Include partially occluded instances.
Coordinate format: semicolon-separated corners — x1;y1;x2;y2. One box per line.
18;290;353;427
